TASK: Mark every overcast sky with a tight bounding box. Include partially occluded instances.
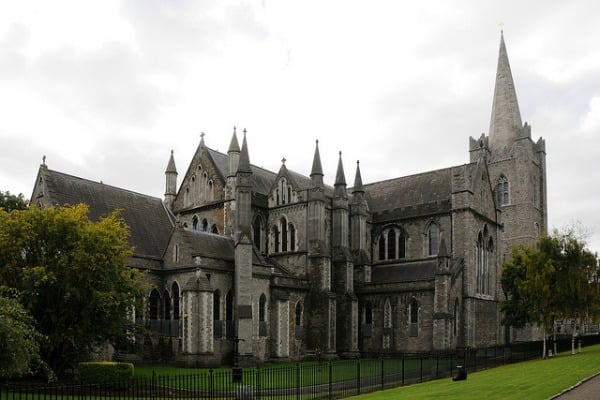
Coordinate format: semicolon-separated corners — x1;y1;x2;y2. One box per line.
1;1;599;254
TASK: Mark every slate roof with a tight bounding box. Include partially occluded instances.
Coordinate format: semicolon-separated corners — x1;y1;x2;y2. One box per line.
182;228;235;261
363;167;453;214
37;168;174;260
370;259;437;283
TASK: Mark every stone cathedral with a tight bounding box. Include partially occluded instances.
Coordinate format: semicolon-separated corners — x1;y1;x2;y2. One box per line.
30;33;547;366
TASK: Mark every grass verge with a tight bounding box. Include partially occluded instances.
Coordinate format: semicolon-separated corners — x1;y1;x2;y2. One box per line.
348;344;600;400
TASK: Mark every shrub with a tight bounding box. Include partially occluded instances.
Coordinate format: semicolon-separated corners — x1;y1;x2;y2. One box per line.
76;361;133;385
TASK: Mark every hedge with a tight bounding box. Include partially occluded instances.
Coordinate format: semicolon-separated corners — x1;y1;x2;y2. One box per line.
76;362;133;384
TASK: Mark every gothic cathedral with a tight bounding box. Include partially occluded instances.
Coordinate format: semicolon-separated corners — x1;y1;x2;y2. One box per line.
31;33;546;365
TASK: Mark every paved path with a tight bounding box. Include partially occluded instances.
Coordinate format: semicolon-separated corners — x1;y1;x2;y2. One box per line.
551;372;600;399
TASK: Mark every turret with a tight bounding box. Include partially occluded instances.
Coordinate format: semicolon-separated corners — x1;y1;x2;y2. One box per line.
350;161;367;252
333;151;349;248
310;140;324;188
164;150;178;209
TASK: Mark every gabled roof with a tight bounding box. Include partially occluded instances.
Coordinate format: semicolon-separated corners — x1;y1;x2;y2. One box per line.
183;228;235;261
35;168;174;260
363;167;453;214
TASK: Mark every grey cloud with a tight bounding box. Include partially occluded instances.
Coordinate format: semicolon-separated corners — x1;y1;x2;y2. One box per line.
33;42;174;127
0;22;30;78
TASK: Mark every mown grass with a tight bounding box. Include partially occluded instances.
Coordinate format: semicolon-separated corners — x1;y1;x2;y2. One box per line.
348;344;600;400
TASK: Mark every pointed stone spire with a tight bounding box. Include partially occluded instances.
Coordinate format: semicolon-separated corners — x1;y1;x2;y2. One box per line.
488;31;523;152
164;150;178;209
237;129;251;174
228;127;241;177
165;149;177;174
228;126;240;153
310;140;324;187
334;151;347;198
352;160;364;194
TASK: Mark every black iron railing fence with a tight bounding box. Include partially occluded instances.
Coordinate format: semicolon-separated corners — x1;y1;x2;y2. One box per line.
3;335;599;400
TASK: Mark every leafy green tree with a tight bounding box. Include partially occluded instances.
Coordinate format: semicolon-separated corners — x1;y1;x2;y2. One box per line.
0;191;28;212
552;231;596;353
0;293;43;379
501;230;598;357
0;205;143;376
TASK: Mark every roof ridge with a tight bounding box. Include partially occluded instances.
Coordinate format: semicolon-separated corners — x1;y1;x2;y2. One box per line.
45;168;162;201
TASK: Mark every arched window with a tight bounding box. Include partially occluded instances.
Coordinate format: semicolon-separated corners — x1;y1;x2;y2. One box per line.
295;301;303;339
289;223;296;251
378;235;386;260
149;289;160;320
276;189;280;205
428;223;439;256
253;215;263;251
211;224;219;234
476;226;493;295
259;294;267;337
172;282;180;320
208;180;214;201
409;298;419;337
163;290;171;320
202;219;209;232
497;175;510;206
281;218;288;252
213;290;222;338
225;291;234;339
281;179;287;205
192;216;199;231
387;230;396;260
273;225;280;253
398;231;406;258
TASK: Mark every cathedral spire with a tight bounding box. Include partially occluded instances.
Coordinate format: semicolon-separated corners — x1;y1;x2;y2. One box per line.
228;126;241;177
310;140;324;187
488;31;523;151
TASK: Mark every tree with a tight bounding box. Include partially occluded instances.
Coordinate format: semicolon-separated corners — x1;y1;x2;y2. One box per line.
0;191;28;212
552;230;596;354
0;204;143;376
501;230;598;357
0;292;43;379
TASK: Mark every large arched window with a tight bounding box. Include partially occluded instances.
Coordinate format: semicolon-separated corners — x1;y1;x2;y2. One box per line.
377;227;407;261
497;175;510;206
409;298;419;337
172;282;180;320
192;216;199;231
427;223;439;256
259;294;267;337
211;224;219;234
476;226;493;295
202;219;209;232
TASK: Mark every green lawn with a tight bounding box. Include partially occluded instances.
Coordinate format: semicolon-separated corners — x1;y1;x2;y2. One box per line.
348;344;600;400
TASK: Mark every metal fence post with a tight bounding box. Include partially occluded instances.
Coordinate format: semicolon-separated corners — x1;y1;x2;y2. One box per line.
296;363;301;400
356;358;361;395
